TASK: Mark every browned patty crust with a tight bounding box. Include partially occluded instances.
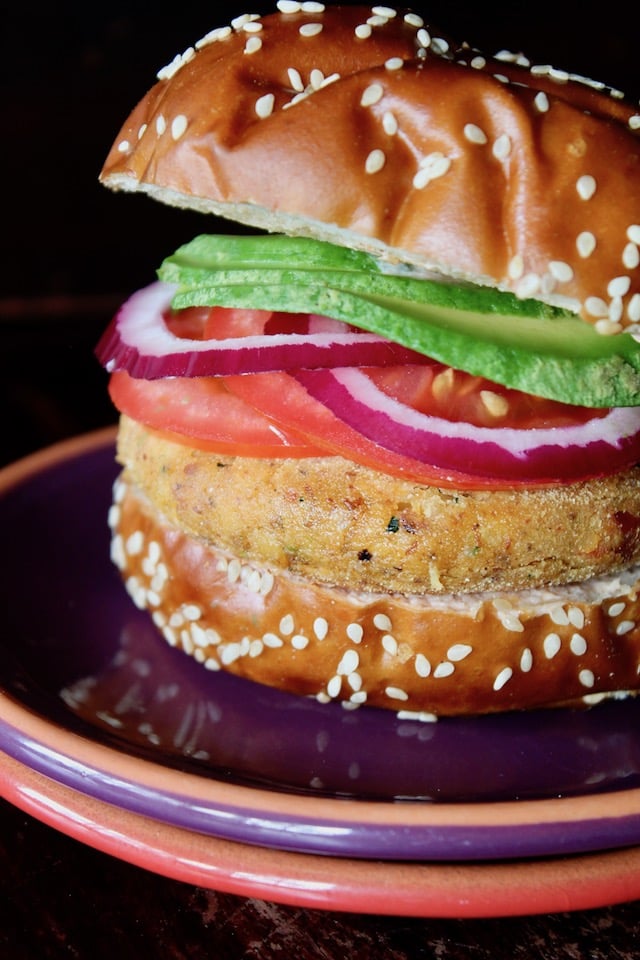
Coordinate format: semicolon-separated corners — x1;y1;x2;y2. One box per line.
117;415;640;596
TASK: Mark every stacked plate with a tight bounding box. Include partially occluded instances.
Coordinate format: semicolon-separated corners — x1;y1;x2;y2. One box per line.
2;429;640;918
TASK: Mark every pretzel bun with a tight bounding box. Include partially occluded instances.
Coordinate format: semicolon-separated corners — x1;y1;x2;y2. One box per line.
100;4;640;327
99;5;640;715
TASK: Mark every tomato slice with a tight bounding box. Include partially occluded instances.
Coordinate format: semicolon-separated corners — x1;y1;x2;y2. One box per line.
108;371;323;457
224;371;512;489
109;304;613;489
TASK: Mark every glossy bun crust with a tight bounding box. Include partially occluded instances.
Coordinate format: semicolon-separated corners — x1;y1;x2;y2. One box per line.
101;4;640;328
112;419;640;716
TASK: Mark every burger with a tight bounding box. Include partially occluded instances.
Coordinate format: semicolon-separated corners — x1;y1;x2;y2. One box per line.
96;2;640;717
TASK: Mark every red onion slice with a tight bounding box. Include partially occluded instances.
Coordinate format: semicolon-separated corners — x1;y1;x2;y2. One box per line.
95;282;420;378
294;368;640;482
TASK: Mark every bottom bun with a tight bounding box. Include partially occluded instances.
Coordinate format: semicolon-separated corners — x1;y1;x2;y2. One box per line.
109;473;640;717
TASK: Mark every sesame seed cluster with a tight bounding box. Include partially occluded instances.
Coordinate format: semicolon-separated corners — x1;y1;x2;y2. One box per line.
110;475;640;716
102;3;640;328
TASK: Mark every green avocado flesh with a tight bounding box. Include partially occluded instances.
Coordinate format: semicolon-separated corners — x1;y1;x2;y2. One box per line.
158;234;640;408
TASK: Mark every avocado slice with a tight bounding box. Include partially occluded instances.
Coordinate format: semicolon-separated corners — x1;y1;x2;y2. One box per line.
158;234;640;408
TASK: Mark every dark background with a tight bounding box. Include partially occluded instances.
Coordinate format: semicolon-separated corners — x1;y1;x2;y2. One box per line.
2;1;640;465
3;4;640;956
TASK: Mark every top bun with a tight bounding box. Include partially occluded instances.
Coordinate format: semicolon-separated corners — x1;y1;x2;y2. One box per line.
101;3;640;330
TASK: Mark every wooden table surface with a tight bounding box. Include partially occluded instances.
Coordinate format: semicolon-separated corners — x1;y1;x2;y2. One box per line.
1;797;639;960
3;2;640;955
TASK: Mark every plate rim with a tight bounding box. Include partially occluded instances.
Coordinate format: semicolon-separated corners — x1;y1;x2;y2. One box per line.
3;747;640;918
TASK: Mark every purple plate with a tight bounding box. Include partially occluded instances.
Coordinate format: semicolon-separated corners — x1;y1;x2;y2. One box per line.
2;429;640;861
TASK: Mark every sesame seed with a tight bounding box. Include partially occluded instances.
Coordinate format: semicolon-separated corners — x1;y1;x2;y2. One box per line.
301;1;325;10
310;68;325;90
549;260;574;284
577;231;597;258
608;276;631;298
579;669;595;688
355;23;372;39
630;116;640;131
373;613;392;631
190;624;209;647
493;667;513;691
585;296;609;317
263;632;284;648
337;649;360;674
516;273;541;299
576;175;597;200
125;531;144;556
182;604;202;621
543;633;562;659
404;12;424;27
227;558;241;583
492;134;511;160
608;601;627;617
416;28;431;49
278;1;301;12
195;26;233;48
595;318;623;335
382;634;398;655
117;140;130;154
291;634;309;650
361;82;384;107
171;115;188;140
150;566;167;593
520;648;533;672
628;225;640;244
433;661;455;679
249;640;264;658
255;93;275;118
242;19;263;32
623;242;640;270
350;690;368;705
412;152;451;189
616;620;636;635
299;22;323;37
568;606;585;629
372;5;397;16
313;617;328;640
385;686;409;701
347;622;364;643
415;653;431;677
470;56;486;69
347;672;362;692
365;149;386;174
570;633;588;656
244;35;263;54
628;294;640;323
280;614;295;635
431;37;449;55
382;111;398;135
327;675;342;698
385;57;404;71
447;643;473;662
464;123;488;145
288;67;304;91
260;571;274;596
549;606;570;625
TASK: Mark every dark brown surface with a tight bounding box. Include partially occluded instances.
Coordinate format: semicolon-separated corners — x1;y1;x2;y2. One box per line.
3;2;640;955
0;798;639;960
